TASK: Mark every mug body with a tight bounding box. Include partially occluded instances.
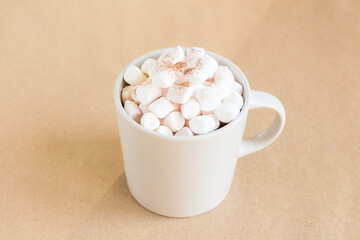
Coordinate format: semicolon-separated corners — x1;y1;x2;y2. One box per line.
114;49;251;217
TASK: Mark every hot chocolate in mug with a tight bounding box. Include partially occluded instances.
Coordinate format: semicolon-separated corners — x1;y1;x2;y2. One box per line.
114;48;286;217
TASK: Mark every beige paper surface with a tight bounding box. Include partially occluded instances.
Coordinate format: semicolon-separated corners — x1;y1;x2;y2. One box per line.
1;0;359;239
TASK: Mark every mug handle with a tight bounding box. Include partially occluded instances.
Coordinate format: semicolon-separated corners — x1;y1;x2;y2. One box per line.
238;90;286;158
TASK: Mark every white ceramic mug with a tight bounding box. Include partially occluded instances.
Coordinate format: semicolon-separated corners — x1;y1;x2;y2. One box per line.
114;48;286;217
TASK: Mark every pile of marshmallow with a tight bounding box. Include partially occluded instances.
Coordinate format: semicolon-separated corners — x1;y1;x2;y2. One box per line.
122;46;244;137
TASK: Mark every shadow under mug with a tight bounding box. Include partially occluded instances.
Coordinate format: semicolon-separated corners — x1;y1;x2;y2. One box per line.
114;48;286;217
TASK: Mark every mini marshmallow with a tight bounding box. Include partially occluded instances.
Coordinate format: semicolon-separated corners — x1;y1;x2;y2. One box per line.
233;81;244;95
141;58;157;75
184;56;200;69
184;47;205;68
223;90;244;109
124;66;147;86
131;86;140;104
158;46;185;66
139;103;150;113
123;78;152;104
164;111;185;132
190;84;206;96
214;66;235;83
175;127;194;137
124;100;142;123
148;97;175;118
122;86;135;103
212;80;233;100
155;126;173;136
189;115;219;135
151;69;177;88
147;61;165;77
184;67;209;85
200;54;218;79
195;87;221;111
184;55;218;85
181;98;200;120
136;83;162;105
215;104;241;123
140;112;160;131
208;114;220;129
186;47;205;58
142;77;152;85
167;83;193;104
212;66;235;99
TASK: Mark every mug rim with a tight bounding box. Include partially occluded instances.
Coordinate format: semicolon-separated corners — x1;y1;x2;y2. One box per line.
114;47;251;141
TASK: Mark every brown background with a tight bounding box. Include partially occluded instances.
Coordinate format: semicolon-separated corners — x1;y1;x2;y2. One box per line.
1;0;359;239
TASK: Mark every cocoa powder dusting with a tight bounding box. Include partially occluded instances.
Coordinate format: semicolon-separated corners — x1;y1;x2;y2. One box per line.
172;61;188;72
185;67;196;75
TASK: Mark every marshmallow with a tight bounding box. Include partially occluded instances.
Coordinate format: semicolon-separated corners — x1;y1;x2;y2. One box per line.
212;66;235;99
124;66;147;86
155;126;173;136
147;61;165;77
184;47;205;68
223;90;244;109
200;54;218;79
123;79;154;104
184;55;218;85
151;69;177;88
195;87;221;111
181;98;200;120
131;86;141;104
148;97;175;118
158;46;185;66
215;104;241;123
190;84;205;96
212;79;233;100
189;115;219;135
139;103;150;113
122;85;135;103
142;77;152;85
184;67;209;85
214;66;235;83
208;114;220;129
167;83;193;104
164;111;185;132
136;83;162;105
184;56;200;69
233;81;243;95
140;112;160;131
175;127;194;137
124;100;142;123
141;58;157;75
186;47;205;58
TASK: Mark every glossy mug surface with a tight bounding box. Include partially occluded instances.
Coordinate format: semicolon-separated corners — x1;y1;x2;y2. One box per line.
114;48;286;217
